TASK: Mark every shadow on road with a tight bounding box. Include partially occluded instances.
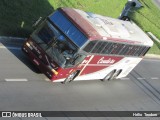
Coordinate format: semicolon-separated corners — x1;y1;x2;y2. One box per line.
1;39;41;73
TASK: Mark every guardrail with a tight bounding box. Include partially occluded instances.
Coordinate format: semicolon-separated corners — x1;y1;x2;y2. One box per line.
147;32;160;44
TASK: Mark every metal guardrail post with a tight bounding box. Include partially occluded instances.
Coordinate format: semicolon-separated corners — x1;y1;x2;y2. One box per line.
119;0;143;20
147;32;160;44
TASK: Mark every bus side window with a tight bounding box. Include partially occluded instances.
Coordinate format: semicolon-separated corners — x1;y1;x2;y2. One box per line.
138;46;145;56
134;46;142;56
109;43;117;54
125;45;134;56
110;43;123;55
93;41;105;53
101;42;113;54
119;44;129;55
83;41;97;52
91;41;103;53
144;47;150;56
140;47;149;56
73;54;86;66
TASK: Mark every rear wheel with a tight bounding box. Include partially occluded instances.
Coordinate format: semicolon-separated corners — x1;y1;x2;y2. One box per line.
101;70;116;81
113;69;122;78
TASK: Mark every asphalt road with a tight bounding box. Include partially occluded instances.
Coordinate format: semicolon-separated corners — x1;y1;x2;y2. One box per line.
0;41;160;120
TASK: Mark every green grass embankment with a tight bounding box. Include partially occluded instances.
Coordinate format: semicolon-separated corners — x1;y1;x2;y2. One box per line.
130;0;160;54
0;0;160;54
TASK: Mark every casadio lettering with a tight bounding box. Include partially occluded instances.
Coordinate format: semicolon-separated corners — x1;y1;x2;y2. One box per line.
97;57;115;64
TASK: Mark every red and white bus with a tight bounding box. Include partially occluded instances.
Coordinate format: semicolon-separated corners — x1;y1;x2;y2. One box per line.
22;7;153;83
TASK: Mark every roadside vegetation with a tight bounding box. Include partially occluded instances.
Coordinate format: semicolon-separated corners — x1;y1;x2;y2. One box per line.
0;0;160;54
130;0;160;54
0;0;53;37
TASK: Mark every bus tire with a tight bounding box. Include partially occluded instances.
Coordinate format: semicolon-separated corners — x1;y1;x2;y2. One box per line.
62;70;79;84
101;70;116;81
114;69;122;78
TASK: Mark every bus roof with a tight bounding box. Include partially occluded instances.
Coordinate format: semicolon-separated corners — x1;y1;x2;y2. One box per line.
58;7;153;46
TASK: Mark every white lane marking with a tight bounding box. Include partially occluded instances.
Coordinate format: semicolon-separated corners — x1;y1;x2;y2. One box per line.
121;78;130;80
151;77;159;80
121;77;159;80
5;79;28;82
137;78;146;80
0;46;21;50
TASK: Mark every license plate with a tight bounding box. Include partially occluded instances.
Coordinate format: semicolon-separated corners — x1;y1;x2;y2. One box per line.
33;59;40;65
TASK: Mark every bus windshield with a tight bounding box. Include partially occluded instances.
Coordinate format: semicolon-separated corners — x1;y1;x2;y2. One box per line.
31;20;84;68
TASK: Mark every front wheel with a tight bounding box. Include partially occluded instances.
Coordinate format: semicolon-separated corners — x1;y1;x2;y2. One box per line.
62;71;79;84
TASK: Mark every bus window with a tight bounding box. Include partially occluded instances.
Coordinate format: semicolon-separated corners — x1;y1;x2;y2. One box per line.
83;40;150;57
92;41;104;53
110;43;123;55
83;41;97;52
108;43;116;54
91;41;100;53
71;54;86;66
32;20;78;68
119;45;129;55
136;46;143;56
125;45;134;56
37;21;60;44
126;46;136;56
134;46;142;56
38;25;55;44
143;47;150;56
98;42;107;53
139;47;149;56
101;42;113;54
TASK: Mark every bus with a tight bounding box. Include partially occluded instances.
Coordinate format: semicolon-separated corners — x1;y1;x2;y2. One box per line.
22;7;153;83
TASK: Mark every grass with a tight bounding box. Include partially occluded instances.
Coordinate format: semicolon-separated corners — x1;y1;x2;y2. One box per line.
0;0;54;37
48;0;126;18
129;0;160;54
0;0;160;54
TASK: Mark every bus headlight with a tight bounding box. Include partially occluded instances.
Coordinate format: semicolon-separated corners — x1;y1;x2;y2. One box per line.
48;65;58;75
26;42;33;50
51;69;58;75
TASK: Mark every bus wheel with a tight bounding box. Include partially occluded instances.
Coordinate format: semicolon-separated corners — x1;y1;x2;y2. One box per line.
101;70;116;81
114;69;122;78
62;71;79;84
